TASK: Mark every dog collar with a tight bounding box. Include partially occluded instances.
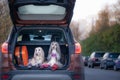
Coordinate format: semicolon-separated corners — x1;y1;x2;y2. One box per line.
51;53;57;57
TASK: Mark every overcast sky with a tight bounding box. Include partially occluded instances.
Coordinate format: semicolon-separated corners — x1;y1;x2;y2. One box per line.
72;0;117;20
72;0;117;40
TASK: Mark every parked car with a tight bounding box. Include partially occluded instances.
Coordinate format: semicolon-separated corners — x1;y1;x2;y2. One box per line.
88;51;105;68
113;55;120;71
1;0;84;80
83;56;89;66
100;52;120;70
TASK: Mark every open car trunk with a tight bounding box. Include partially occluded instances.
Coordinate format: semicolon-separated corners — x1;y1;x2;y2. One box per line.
14;43;69;70
8;0;75;25
13;27;69;70
7;0;76;70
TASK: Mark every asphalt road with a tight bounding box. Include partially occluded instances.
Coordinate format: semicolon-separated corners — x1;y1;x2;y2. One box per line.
85;67;120;80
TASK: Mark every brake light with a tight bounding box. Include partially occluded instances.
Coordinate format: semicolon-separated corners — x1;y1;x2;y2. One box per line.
1;42;8;54
75;43;81;54
2;74;9;79
73;74;80;80
92;58;97;61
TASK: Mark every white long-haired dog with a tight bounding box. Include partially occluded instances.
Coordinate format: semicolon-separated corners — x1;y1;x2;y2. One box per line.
28;47;45;67
47;41;63;68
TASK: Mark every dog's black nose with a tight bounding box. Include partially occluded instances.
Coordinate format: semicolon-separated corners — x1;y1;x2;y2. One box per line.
36;54;38;56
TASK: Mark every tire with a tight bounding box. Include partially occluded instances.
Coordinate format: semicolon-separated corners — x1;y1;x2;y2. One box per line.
88;63;91;68
88;64;90;68
104;64;108;70
85;63;87;66
114;66;118;71
100;64;103;69
91;64;94;68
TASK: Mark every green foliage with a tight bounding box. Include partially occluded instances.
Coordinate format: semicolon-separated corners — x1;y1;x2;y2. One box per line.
81;24;120;56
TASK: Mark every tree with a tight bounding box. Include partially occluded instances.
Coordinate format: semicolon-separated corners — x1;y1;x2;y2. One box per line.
94;6;110;32
0;0;12;45
113;0;120;24
70;20;80;41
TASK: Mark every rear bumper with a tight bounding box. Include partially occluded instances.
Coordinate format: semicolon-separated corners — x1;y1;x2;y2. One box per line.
93;61;100;65
12;74;71;80
116;64;120;68
4;70;84;80
106;62;114;67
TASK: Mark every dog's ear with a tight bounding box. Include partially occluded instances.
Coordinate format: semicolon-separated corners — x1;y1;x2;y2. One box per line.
56;42;61;61
40;48;45;60
48;42;54;60
56;42;61;55
34;48;37;57
48;42;53;54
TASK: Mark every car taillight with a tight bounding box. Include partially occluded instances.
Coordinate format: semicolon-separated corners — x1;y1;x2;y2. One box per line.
2;74;9;79
73;74;81;80
1;42;8;54
75;43;81;54
92;58;95;61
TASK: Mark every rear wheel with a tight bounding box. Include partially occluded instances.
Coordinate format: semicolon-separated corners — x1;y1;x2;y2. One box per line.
100;64;103;69
104;64;108;70
88;63;91;68
88;64;90;68
91;64;94;68
114;66;118;71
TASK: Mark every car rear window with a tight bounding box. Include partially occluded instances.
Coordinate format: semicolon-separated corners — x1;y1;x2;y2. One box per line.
17;29;66;43
95;53;105;57
17;4;66;20
108;53;120;59
118;55;120;59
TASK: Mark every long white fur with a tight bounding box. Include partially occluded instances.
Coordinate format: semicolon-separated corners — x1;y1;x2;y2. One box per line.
47;41;61;60
28;47;45;66
47;41;63;68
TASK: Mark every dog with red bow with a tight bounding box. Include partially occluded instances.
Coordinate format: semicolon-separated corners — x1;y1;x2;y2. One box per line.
41;41;63;70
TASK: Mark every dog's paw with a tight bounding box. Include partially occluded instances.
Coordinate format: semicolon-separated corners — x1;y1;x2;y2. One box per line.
41;63;49;68
27;64;32;68
35;64;41;67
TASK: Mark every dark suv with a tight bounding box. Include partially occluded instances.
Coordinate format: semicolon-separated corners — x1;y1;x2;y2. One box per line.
114;55;120;71
1;0;84;80
100;52;120;69
83;56;89;66
88;51;105;68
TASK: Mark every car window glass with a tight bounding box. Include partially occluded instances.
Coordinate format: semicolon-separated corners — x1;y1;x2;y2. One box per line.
17;29;66;42
95;53;104;58
109;53;119;59
118;55;120;59
18;4;66;20
17;35;22;41
90;52;95;58
103;53;108;59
